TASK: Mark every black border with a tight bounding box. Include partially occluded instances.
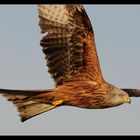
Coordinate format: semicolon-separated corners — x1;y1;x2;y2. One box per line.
0;0;140;4
0;0;140;137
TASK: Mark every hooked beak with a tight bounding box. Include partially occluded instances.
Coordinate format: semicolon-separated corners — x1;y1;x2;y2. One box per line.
128;98;131;104
123;96;131;104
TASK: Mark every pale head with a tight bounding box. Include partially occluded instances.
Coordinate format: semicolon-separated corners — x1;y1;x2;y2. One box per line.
108;85;131;107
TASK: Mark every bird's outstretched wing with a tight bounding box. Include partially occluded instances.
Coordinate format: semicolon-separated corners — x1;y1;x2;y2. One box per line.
38;5;104;86
122;89;140;97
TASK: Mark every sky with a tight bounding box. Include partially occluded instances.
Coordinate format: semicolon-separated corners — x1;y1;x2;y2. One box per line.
0;5;140;135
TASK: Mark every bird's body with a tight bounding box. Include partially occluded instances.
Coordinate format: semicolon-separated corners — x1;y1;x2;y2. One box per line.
0;4;139;122
34;4;131;109
32;81;130;109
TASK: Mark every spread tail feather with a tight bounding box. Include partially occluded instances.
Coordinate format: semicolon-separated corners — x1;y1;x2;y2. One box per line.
0;88;56;122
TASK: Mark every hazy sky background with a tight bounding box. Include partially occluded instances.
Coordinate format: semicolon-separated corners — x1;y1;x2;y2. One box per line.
0;5;140;135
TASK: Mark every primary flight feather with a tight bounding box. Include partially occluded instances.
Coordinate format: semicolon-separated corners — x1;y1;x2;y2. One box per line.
38;4;103;85
0;5;140;122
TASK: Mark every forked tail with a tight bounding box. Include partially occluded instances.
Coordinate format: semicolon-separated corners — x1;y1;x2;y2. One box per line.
0;88;56;122
1;88;139;122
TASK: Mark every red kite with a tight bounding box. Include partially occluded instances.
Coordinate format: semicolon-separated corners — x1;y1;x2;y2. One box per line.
0;5;140;122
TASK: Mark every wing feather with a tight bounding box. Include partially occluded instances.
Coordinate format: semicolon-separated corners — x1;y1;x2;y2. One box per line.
38;4;104;86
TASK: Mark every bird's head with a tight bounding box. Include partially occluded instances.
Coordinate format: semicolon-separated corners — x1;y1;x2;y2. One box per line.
108;86;131;107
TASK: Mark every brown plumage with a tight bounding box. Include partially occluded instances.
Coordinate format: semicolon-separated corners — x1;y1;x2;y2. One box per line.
0;4;139;122
39;5;103;85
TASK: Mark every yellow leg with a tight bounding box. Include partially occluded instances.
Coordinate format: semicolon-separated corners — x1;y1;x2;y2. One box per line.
52;100;64;106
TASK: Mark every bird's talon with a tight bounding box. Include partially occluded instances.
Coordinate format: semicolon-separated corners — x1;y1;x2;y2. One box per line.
52;100;64;106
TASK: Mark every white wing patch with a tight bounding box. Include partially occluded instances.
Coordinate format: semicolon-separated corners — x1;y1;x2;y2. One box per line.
38;5;69;26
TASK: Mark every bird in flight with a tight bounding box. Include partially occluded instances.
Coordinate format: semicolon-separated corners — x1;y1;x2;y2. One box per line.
0;4;140;122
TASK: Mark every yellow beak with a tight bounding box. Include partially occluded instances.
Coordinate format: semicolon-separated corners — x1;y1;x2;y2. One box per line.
123;96;131;104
